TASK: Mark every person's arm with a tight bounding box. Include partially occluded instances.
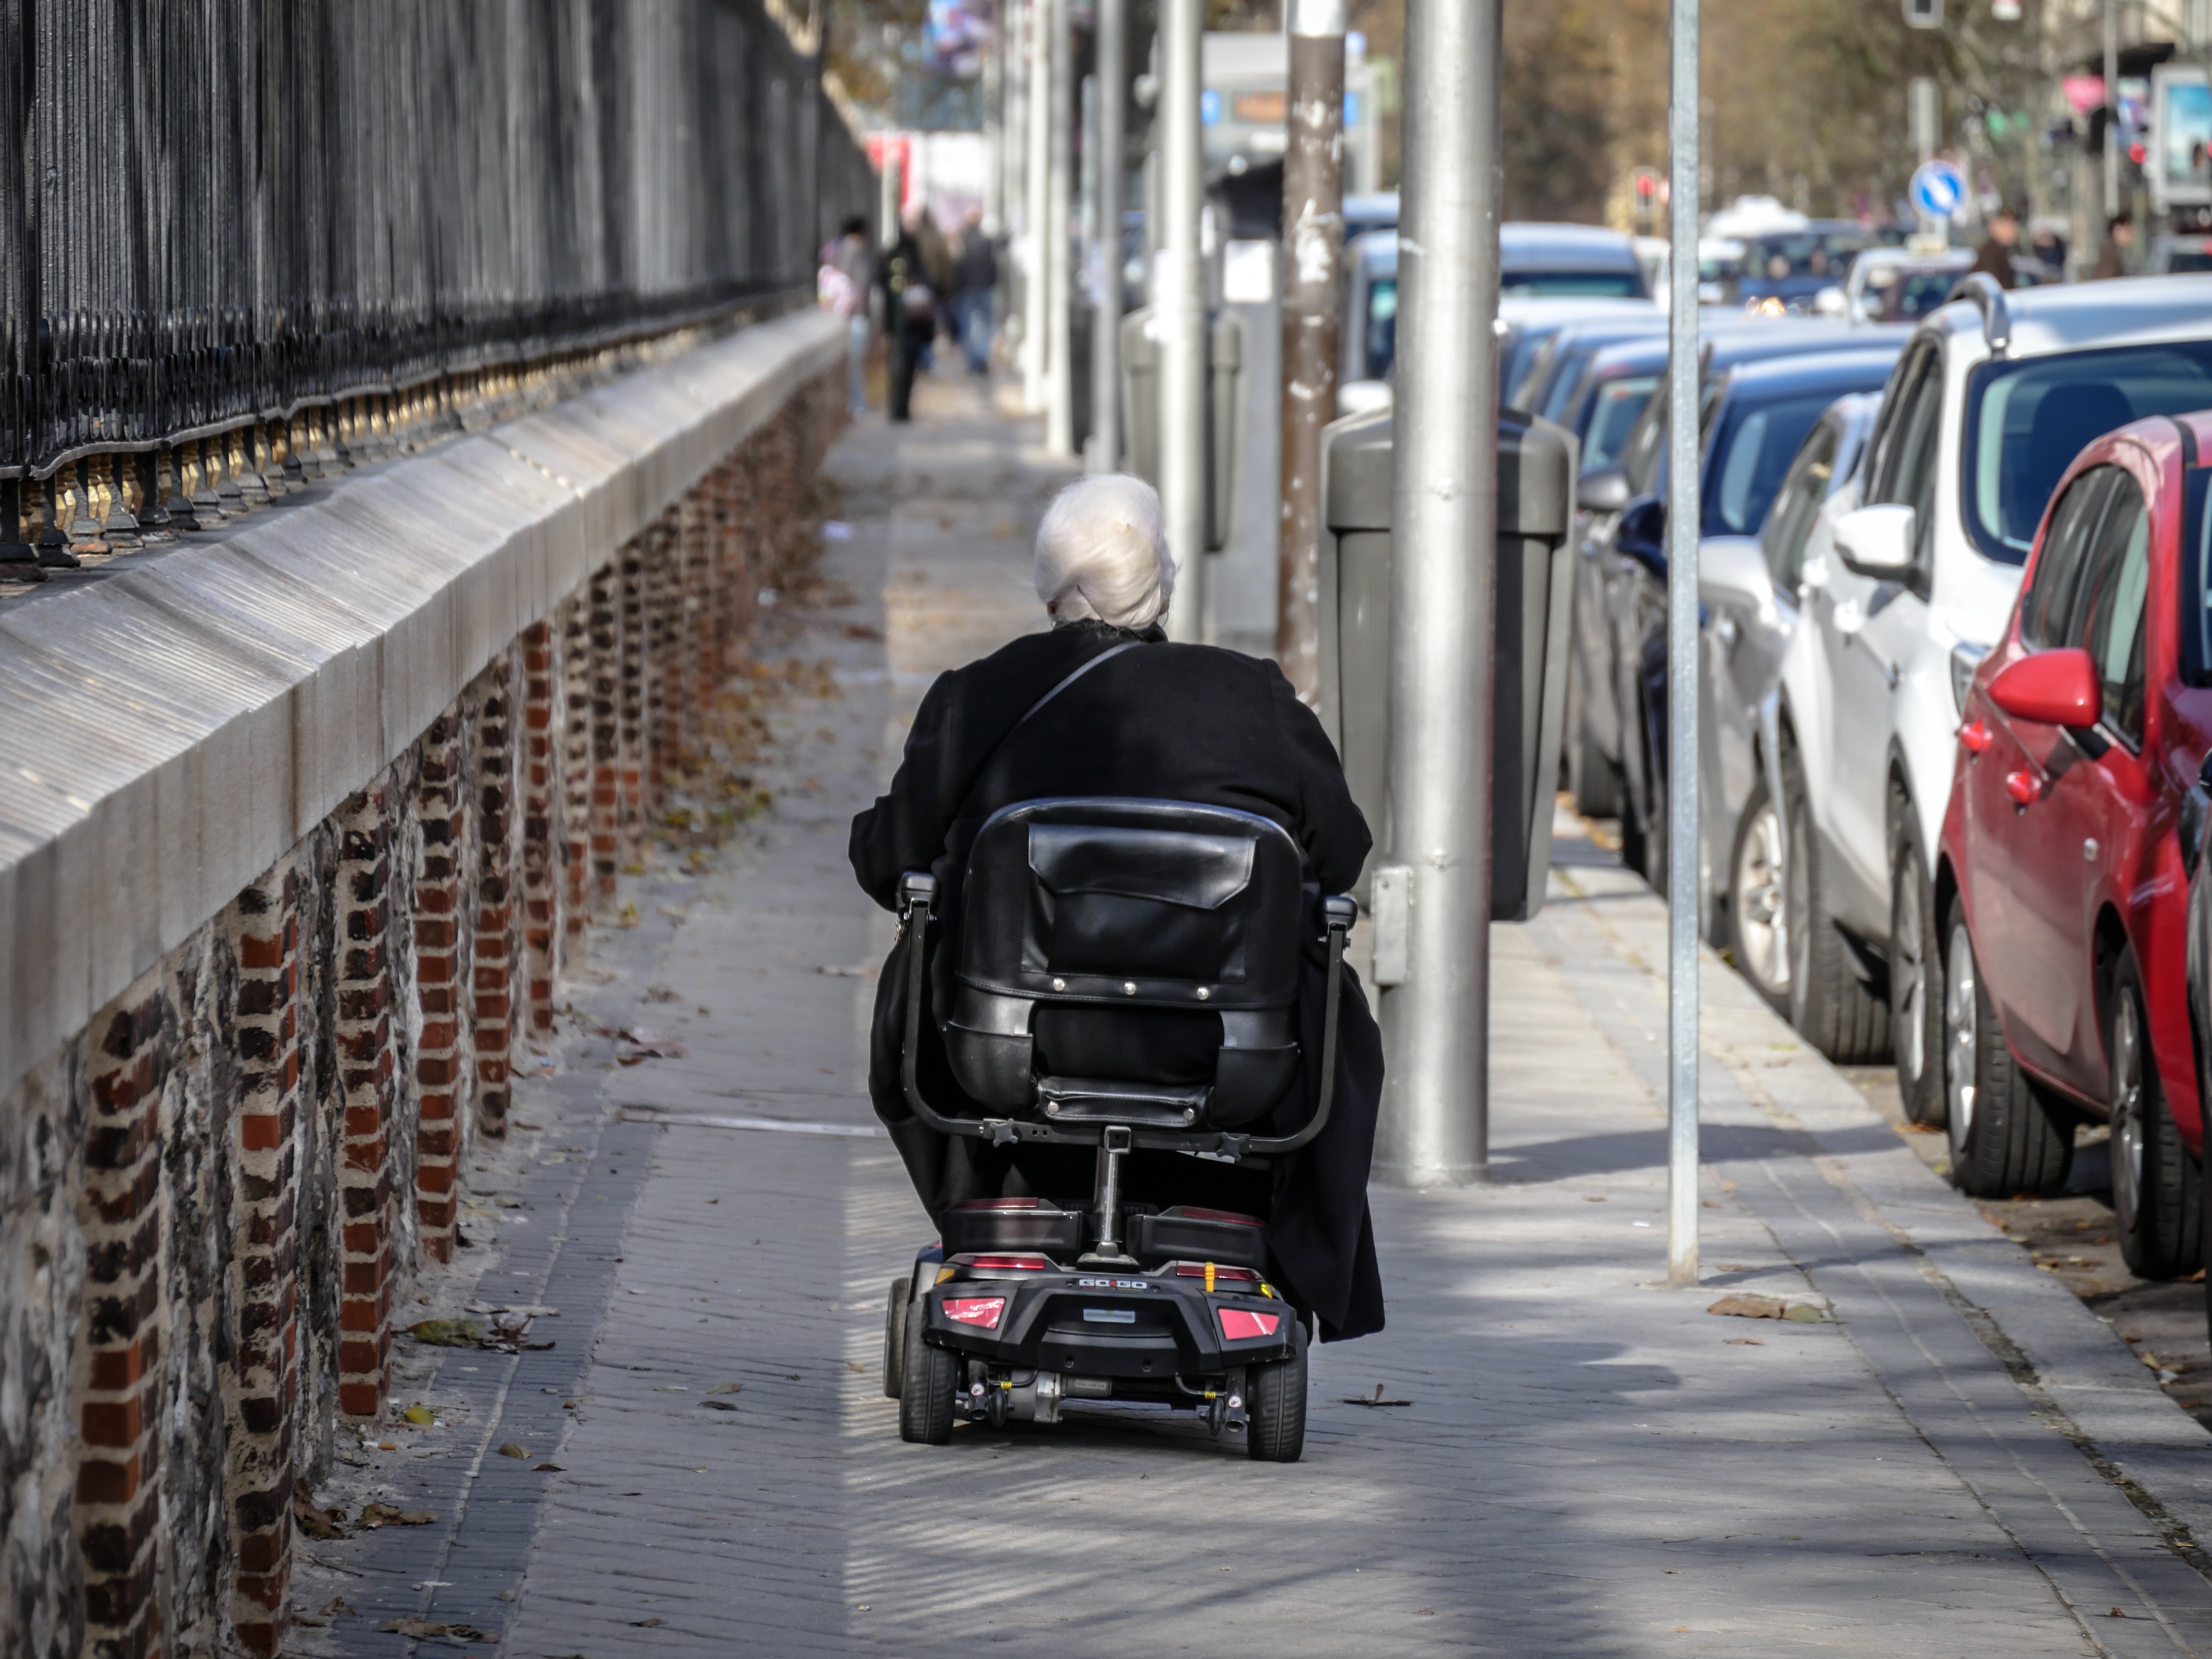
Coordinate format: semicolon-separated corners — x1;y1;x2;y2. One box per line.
849;669;963;909
1264;661;1372;894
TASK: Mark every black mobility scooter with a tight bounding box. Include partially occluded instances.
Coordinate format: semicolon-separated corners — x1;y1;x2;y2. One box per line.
880;797;1355;1462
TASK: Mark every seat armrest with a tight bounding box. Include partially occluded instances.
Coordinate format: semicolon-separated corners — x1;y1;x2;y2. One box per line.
1322;894;1358;932
898;870;938;911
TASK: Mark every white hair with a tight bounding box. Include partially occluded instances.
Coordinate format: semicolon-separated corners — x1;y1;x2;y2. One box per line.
1032;474;1177;630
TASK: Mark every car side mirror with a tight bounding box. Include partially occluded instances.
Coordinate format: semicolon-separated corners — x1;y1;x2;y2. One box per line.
1697;535;1772;611
1336;378;1393;417
1578;466;1632;515
1617;494;1667;573
1833;504;1918;577
1987;648;2101;729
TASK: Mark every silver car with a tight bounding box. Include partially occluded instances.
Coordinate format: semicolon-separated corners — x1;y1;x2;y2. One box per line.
1696;393;1880;1011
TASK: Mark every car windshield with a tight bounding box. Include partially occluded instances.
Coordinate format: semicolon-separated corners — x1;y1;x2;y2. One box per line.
1888;271;1960;319
1745;230;1875;283
2169;250;2212;274
1365;276;1397;380
1703;393;1842;536
1963;340;2212;564
1580;376;1658;472
1499;270;1645;298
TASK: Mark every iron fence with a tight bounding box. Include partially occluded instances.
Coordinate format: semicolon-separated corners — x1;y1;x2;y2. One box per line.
0;0;873;489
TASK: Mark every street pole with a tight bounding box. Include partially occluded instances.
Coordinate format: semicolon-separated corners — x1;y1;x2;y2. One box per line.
2104;0;2121;223
1005;1;1028;284
1157;0;1207;641
1374;0;1500;1188
984;2;1006;233
1025;0;1052;413
1664;0;1701;1287
1276;0;1345;704
880;146;902;249
1045;0;1075;454
1091;0;1125;473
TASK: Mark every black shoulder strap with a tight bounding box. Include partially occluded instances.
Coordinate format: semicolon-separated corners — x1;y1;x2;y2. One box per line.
965;639;1140;797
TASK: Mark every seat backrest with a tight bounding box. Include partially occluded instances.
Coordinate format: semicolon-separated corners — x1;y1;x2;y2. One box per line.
957;798;1304;1010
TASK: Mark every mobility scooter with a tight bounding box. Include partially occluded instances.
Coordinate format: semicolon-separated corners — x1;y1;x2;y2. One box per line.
879;797;1356;1462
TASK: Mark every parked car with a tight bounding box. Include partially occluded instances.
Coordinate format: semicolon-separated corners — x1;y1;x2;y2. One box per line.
1518;312;1669;424
1783;276;2212;1123
1735;221;1883;314
1564;320;1907;832
1839;247;1973;324
1940;410;2212;1272
2149;234;2212;275
1697;394;1883;1010
1591;348;1904;884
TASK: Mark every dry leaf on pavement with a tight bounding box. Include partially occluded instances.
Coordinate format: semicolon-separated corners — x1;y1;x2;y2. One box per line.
498;1443;531;1459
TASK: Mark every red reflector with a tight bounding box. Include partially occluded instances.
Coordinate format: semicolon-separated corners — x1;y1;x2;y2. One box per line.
1170;1207;1262;1226
949;1254;1053;1271
1959;720;1992;755
942;1297;1007;1329
1218;1308;1282;1341
1174;1262;1260;1282
950;1197;1042;1210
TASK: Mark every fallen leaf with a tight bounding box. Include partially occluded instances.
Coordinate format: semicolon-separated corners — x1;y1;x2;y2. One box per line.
707;1381;742;1395
535;1463;565;1472
382;1619;488;1641
291;1482;348;1540
1583;1195;1607;1202
1707;1294;1787;1320
632;1616;666;1627
499;1443;531;1459
358;1503;432;1529
845;1362;865;1373
402;1404;436;1425
701;1400;741;1412
1343;1383;1412;1408
1724;1338;1764;1346
408;1318;487;1348
320;1597;357;1618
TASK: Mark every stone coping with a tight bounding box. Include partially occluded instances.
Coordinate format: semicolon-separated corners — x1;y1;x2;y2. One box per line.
0;308;844;1106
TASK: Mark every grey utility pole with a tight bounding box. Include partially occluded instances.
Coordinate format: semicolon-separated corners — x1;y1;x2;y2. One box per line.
1664;0;1702;1285
1024;1;1052;411
1374;0;1502;1188
1005;2;1028;277
1091;0;1126;472
1276;0;1345;702
1157;0;1208;640
2104;0;2122;221
1045;0;1075;454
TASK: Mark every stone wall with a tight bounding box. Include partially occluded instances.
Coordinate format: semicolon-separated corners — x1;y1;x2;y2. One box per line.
0;317;843;1659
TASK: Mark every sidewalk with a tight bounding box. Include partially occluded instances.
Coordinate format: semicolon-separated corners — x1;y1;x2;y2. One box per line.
294;371;2212;1659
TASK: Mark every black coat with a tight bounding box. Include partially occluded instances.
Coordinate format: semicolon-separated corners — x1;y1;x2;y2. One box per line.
850;620;1387;1341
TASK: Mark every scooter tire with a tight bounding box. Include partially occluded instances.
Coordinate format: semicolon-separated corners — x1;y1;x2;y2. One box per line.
898;1295;959;1445
1246;1318;1308;1463
882;1278;910;1400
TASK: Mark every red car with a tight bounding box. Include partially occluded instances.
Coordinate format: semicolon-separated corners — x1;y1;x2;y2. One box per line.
1938;410;2212;1276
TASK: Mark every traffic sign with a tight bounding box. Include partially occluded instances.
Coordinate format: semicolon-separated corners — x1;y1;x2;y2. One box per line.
1909;159;1967;219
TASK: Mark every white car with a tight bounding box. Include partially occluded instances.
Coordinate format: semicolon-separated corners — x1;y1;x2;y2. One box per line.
1779;277;2212;1125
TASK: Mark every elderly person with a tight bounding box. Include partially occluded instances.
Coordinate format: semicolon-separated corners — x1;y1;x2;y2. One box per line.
848;474;1386;1342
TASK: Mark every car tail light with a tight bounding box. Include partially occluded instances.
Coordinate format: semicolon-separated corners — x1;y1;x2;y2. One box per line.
949;1254;1053;1271
1959;720;1992;756
949;1197;1041;1211
1218;1308;1282;1341
1174;1262;1260;1284
942;1297;1007;1329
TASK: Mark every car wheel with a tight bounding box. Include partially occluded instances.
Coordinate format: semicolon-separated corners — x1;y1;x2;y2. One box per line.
1781;745;1890;1063
1245;1317;1309;1463
1943;907;2072;1198
1727;773;1790;1014
2108;954;2201;1279
1565;669;1621;819
897;1295;959;1445
1888;825;1944;1128
882;1276;910;1400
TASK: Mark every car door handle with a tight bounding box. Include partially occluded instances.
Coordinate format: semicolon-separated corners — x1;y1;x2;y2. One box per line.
2005;770;2040;806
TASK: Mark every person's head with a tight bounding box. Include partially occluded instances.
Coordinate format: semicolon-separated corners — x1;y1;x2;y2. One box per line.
963;205;984;231
1989;208;2020;246
1766;253;1790;279
2110;213;2136;246
840;214;867;243
1033;474;1176;629
903;204;928;234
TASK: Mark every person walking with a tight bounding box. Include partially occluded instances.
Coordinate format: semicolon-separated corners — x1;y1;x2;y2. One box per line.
878;219;933;424
909;207;953;375
820;215;873;417
1968;206;2021;289
949;208;1000;376
2093;214;2136;280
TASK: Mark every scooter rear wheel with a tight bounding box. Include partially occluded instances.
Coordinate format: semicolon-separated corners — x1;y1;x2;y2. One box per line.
898;1295;959;1445
882;1278;910;1400
1245;1318;1308;1462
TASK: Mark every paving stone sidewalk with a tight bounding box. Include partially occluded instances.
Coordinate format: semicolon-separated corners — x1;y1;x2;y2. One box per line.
300;372;2212;1658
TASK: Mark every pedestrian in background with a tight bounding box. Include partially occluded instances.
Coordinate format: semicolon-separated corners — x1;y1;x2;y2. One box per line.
2093;213;2136;280
910;207;953;375
1969;206;2021;290
949;208;999;376
878;219;933;423
821;215;873;418
2029;222;2068;278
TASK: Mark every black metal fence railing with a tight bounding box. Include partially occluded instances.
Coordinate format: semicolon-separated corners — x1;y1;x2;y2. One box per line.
0;0;873;501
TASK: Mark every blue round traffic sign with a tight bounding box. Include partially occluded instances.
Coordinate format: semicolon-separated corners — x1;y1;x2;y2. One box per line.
1909;160;1966;219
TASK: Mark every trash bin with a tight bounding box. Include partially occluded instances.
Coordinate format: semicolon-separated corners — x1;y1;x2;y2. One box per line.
1118;306;1243;552
1316;408;1576;923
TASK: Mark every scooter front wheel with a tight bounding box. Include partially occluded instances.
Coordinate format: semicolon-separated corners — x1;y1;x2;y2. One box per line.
898;1297;959;1445
1245;1318;1308;1462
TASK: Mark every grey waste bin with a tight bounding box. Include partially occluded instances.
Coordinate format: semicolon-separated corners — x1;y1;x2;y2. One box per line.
1316;408;1576;923
1118;306;1243;551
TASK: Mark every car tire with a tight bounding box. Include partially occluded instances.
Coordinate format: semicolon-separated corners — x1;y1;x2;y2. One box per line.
1726;773;1790;1015
1245;1317;1309;1463
882;1277;911;1400
897;1295;959;1445
2108;953;2201;1280
1943;905;2072;1198
1625;690;1666;889
1781;746;1890;1064
1888;823;1945;1128
1566;671;1621;819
